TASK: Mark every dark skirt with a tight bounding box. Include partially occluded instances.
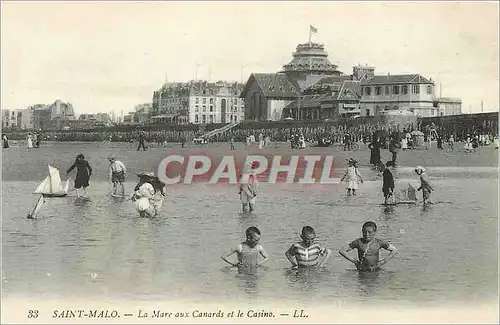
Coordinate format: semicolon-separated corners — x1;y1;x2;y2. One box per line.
370;149;381;165
74;175;90;189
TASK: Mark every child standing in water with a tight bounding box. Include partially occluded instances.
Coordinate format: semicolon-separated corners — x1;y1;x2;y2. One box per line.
132;172;166;217
340;158;363;195
339;221;398;272
239;163;258;212
108;156;127;197
67;154;92;198
382;161;395;204
230;137;235;150
221;226;269;269
415;166;434;205
285;226;332;268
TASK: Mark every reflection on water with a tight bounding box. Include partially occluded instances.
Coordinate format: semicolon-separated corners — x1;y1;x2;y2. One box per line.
2;172;498;306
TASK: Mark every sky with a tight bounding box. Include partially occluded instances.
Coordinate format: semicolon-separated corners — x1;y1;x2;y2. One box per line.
1;1;499;115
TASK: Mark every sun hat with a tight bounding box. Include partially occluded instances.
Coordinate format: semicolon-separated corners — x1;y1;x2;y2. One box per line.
415;166;425;173
137;171;156;178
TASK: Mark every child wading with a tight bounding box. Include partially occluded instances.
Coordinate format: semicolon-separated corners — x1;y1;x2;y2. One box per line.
221;226;269;271
108;156;126;197
131;172;166;218
239;163;259;212
341;158;363;195
285;226;331;268
339;221;398;272
67;154;92;198
415;166;434;205
382;161;395;204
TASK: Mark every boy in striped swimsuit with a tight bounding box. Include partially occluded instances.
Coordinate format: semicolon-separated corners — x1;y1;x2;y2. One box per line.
285;226;332;268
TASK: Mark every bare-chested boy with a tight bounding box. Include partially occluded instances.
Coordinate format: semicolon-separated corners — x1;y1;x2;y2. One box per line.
339;221;398;272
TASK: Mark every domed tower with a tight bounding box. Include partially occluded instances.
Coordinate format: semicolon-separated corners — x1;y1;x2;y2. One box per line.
281;42;343;91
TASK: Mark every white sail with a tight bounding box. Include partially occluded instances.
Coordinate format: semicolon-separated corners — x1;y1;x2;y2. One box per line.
34;176;51;194
63;179;70;193
33;165;67;195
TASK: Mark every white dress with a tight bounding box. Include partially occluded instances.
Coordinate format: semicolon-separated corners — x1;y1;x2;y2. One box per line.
345;166;360;190
464;138;472;151
27;135;33;149
401;138;408;150
299;136;306;149
135;183;154;211
134;183;164;216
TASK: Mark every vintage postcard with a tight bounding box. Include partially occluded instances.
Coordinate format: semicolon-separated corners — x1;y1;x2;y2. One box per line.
1;1;498;324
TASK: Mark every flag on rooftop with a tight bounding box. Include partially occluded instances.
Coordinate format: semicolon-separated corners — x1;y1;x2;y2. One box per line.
310;25;318;33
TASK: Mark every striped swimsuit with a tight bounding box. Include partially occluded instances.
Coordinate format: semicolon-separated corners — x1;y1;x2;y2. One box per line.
290;242;327;267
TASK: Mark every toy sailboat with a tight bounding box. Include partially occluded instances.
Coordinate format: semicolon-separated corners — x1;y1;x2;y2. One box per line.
384;183;418;206
27;165;70;219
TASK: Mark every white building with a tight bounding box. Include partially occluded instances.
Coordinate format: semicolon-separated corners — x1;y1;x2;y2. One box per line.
433;97;462;116
360;72;436;117
2;108;34;130
152;80;245;124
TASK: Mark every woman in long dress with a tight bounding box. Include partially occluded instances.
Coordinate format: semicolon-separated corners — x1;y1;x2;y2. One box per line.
27;133;33;149
2;134;9;148
67;154;92;198
368;137;381;168
258;133;264;149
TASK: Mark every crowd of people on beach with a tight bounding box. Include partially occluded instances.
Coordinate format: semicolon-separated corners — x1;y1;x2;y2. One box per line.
2;116;499;157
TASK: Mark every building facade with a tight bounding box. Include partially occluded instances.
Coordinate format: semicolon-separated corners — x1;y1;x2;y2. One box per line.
242;42;344;121
49;100;76;121
281;42;343;91
151;81;245;124
2;108;35;130
281;76;361;120
241;73;297;121
134;103;153;123
359;73;435;117
242;39;460;120
433;97;462;116
2;109;20;129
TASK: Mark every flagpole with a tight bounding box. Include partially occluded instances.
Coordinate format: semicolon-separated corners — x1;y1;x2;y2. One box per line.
309;26;312;45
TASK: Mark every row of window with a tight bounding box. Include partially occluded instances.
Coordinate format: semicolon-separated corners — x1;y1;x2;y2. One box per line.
4;111;17;117
194;115;240;124
194;97;243;105
194;105;242;113
363;84;433;96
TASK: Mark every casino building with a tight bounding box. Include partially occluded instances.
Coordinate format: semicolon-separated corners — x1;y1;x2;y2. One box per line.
241;40;461;120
